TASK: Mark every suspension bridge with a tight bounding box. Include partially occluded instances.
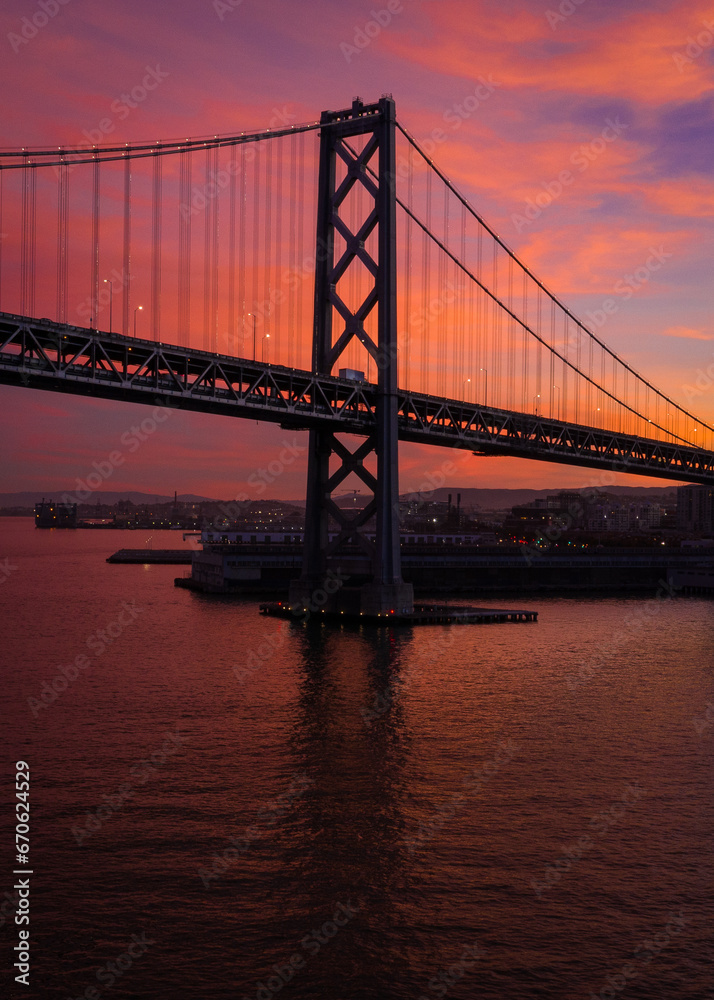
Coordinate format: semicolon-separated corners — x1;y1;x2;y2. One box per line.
1;96;712;614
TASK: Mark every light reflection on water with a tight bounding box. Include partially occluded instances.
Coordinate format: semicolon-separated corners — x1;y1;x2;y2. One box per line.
1;519;713;999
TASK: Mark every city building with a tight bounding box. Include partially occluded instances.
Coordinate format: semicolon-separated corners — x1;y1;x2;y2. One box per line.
677;485;714;533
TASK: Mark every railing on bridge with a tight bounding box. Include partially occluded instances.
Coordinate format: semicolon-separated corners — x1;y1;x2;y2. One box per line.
2;311;713;485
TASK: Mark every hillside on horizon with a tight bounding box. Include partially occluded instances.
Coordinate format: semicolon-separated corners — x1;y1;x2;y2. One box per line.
405;485;680;511
0;491;217;508
0;484;684;512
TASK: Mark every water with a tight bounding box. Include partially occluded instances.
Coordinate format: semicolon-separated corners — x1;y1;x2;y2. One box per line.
2;518;713;1000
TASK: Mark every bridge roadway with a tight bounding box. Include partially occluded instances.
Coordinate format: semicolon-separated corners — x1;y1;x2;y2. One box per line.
2;312;714;485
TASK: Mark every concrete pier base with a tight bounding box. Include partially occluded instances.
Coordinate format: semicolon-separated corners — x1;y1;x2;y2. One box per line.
288;577;414;617
359;581;414;616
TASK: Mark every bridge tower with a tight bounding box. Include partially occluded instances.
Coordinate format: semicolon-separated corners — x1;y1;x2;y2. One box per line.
289;97;414;616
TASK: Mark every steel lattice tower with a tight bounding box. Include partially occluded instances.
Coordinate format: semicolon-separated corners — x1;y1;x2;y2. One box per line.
289;97;414;616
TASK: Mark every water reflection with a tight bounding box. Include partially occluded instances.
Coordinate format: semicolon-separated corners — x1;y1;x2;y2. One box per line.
280;622;421;997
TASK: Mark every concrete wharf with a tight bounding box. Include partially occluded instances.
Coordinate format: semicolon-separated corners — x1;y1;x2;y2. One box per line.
259;601;538;626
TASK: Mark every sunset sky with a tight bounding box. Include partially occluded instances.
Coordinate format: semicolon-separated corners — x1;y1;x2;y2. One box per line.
1;0;713;500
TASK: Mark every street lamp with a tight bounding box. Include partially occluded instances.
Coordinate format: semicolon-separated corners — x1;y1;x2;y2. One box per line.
103;278;113;333
262;333;270;363
533;393;540;415
480;368;488;406
463;377;471;400
133;305;143;337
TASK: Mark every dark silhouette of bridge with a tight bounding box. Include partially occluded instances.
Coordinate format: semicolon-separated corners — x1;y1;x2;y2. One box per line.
1;97;712;613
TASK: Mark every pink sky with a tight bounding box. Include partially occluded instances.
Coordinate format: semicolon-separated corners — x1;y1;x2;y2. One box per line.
1;0;713;499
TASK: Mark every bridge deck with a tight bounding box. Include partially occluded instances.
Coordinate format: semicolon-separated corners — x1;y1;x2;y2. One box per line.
2;312;713;485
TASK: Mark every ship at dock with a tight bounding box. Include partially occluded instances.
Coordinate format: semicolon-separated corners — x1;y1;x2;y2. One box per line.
34;498;77;528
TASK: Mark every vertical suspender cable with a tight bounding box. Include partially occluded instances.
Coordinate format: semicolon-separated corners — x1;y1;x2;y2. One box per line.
288;134;297;367
238;147;247;357
202;149;211;351
275;137;283;363
264;139;272;359
424;168;432;395
203;147;212;351
151;151;162;341
296;135;304;366
574;298;581;424
535;286;542;414
439;187;447;395
91;154;99;327
404;144;414;388
507;256;515;412
549;299;555;418
56;161;62;321
459;203;466;398
21;159;28;317
211;145;219;353
228;143;237;354
467;219;475;401
202;147;209;350
402;158;412;388
400;206;408;388
420;200;428;392
600;342;614;427
57;159;69;323
0;169;3;310
187;147;193;346
122;154;130;337
477;226;483;406
178;146;191;345
492;242;499;408
62;160;69;323
252;143;261;358
522;271;529;413
20;159;37;319
310;132;319;368
562;313;568;423
587;327;593;421
30;164;36;318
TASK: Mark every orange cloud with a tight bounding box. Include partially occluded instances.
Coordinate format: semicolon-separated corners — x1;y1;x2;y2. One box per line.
661;324;713;340
647;177;714;217
510;226;690;296
389;1;714;106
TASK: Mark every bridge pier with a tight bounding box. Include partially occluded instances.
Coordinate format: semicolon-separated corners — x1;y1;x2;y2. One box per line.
289;96;413;616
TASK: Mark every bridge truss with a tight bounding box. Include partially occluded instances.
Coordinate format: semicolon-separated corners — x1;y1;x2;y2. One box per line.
2;312;713;486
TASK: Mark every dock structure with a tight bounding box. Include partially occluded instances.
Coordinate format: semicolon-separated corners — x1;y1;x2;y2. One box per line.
259;602;538;626
669;568;714;594
107;549;192;564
